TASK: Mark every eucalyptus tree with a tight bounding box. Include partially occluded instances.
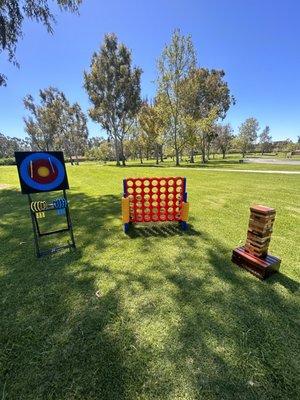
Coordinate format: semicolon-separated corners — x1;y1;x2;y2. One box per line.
157;29;196;166
59;103;89;164
179;68;235;163
259;126;272;154
138;101;165;164
236;117;259;157
84;33;142;166
0;132;30;157
23;87;88;160
214;123;234;159
23;87;65;150
0;0;82;86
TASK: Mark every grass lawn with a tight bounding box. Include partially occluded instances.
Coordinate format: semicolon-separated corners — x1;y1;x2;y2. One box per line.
0;162;299;399
101;155;300;172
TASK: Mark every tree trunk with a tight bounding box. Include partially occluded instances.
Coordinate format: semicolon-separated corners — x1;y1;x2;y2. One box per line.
114;136;120;166
190;148;195;163
119;139;126;166
222;150;226;159
201;147;206;164
174;116;180;166
207;144;210;160
160;145;164;162
155;144;159;165
139;148;143;164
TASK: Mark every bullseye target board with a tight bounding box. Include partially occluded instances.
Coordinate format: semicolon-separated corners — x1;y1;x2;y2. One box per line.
15;151;69;194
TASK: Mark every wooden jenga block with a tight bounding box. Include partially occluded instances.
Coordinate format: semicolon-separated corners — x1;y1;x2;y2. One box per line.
232;247;281;280
250;205;276;215
247;231;271;243
232;205;280;279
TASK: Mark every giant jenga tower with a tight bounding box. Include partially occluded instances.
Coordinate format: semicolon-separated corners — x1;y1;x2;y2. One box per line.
232;205;281;280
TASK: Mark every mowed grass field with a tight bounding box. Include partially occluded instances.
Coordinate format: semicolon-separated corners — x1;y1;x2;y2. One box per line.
0;162;299;400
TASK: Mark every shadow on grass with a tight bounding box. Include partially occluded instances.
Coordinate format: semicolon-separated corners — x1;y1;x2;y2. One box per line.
266;272;300;293
163;235;299;398
0;189;142;399
110;158;242;169
126;223;201;239
0;188;299;399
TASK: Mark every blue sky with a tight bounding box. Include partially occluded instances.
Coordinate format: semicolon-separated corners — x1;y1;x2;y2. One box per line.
0;0;299;141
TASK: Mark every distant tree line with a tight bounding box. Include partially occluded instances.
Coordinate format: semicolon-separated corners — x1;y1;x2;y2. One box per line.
0;132;30;158
1;28;299;164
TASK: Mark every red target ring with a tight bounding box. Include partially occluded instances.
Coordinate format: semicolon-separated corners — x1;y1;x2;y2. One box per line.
28;159;58;184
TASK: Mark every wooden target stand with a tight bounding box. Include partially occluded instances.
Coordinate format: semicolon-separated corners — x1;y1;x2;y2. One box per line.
15;151;76;258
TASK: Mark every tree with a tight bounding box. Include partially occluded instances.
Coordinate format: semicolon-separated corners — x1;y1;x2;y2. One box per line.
58;102;89;164
157;29;196;166
0;0;81;86
24;87;64;150
86;140;113;163
84;33;142;166
236;117;259;157
259;126;272;155
179;68;235;163
215;123;234;159
24;87;88;159
138;101;164;164
281;139;295;158
0;132;30;157
124;122;146;163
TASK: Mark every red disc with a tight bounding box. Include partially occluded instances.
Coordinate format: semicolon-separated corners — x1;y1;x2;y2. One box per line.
27;159;58;184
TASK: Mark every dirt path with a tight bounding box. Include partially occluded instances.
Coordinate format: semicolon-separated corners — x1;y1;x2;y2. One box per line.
244;158;300;165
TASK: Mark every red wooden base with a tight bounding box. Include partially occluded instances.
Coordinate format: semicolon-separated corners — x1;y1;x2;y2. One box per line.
232;246;281;280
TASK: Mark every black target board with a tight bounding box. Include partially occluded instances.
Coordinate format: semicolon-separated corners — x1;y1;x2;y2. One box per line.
15;151;69;194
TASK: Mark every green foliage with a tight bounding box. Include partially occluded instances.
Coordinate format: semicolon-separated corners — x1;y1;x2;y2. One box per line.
157;29;196;165
137;101;165;164
24;87;69;150
84;33;142;166
57;102;89;164
0;0;82;86
157;30;234;165
86;140;113;162
259;126;272;154
0;157;15;165
180;68;235;120
23;87;88;158
0;132;30;157
214;124;234;159
236;117;260;157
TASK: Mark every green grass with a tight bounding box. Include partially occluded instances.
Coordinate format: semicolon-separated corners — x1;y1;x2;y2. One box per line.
101;155;300;171
0;163;299;400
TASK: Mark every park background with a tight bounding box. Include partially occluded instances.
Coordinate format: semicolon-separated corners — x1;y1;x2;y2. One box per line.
0;1;300;399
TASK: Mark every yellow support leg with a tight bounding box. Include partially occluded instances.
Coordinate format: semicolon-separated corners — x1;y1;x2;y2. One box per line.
122;197;130;224
181;202;189;222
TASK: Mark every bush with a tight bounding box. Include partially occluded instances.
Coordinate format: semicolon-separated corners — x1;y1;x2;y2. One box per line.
0;158;16;166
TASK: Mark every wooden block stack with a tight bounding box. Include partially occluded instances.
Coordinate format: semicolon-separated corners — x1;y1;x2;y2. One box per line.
245;205;275;257
232;205;281;280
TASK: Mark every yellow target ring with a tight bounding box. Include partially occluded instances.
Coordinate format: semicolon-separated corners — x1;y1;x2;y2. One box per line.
37;166;50;177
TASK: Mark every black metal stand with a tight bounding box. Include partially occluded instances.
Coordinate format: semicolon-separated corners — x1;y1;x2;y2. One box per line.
27;190;76;257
